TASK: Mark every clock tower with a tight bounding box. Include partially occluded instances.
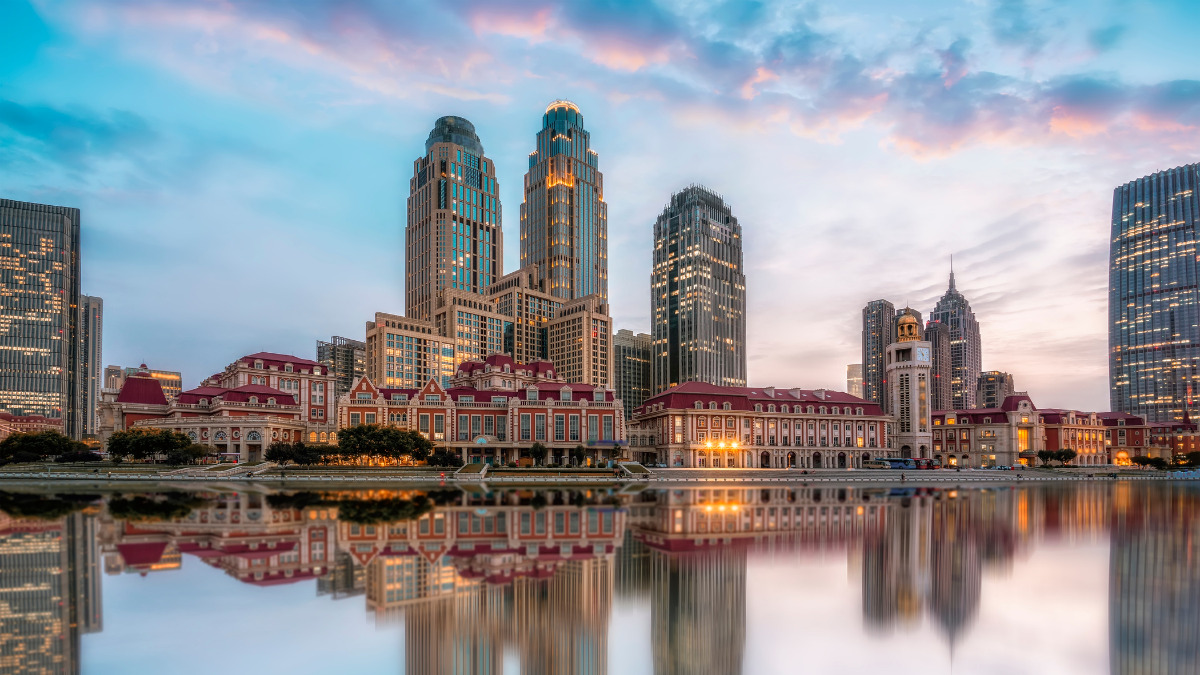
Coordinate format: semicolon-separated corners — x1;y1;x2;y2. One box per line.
886;309;933;458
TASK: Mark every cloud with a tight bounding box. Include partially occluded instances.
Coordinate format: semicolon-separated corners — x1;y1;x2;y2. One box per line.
1087;24;1126;53
0;99;156;165
988;0;1048;56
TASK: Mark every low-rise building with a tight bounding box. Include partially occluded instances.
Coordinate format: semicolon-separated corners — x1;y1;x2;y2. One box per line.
1148;415;1200;459
1041;409;1111;466
932;394;1042;467
628;381;890;469
1098;412;1154;464
0;412;64;439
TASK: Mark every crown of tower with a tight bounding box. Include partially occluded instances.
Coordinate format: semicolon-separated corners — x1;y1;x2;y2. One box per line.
897;309;921;342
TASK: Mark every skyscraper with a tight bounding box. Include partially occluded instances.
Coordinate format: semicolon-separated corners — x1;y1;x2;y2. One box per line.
846;364;863;398
0;199;81;437
615;329;652;419
651;185;746;393
405;116;502;322
886;311;933;458
975;370;1015;409
79;296;103;437
924;321;952;411
317;336;366;398
1109;163;1200;422
929;270;982;410
862;299;896;413
520;100;607;303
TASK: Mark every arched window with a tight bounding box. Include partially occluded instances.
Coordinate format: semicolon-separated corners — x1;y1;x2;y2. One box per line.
247;431;261;441
856;407;863;415
781;405;789;413
695;401;703;409
309;432;317;442
723;402;731;410
819;406;827;415
832;407;839;414
768;404;776;413
249;396;258;404
807;406;815;414
267;398;276;405
709;402;717;410
755;404;762;412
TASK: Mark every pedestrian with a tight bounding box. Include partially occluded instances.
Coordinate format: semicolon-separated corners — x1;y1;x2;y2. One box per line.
900;472;906;482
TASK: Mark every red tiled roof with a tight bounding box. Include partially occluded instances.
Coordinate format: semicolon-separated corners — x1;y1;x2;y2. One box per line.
636;380;881;415
239;352;322;368
177;384;296;406
117;541;169;567
115;373;169;406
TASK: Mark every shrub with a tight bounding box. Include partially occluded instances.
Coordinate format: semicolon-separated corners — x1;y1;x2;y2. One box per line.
54;451;103;463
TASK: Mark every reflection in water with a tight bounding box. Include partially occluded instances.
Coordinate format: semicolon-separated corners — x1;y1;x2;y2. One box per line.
0;482;1198;673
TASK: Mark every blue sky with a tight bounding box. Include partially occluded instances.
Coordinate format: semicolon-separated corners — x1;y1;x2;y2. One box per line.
3;0;1199;409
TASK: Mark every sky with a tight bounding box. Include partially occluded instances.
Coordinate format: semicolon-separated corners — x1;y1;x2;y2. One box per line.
2;0;1200;410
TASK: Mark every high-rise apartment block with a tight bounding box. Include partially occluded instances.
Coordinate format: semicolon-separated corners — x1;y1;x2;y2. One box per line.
862;299;896;413
405;116;502;322
924;321;952;411
79;296;103;436
0;199;81;436
1109;163;1200;422
520;101;607;303
846;364;863;398
317;336;366;398
929;270;982;410
651;185;746;393
488;265;562;363
615;330;651;419
364;313;458;390
975;370;1015;409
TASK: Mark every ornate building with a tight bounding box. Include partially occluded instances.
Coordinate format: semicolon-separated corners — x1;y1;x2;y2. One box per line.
929;269;982;410
405;116;502;322
520;100;607;303
886;310;933;459
651;185;746;393
628;381;890;469
932;394;1042;467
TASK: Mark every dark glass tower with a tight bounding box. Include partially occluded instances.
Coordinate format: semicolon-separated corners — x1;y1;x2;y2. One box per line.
929;270;982;410
406;116;502;322
1109;163;1200;422
0;199;81;436
924;320;952;411
520;100;608;303
651;185;746;393
861;299;896;413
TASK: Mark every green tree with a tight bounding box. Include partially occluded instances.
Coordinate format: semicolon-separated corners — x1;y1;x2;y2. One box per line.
1183;451;1200;466
570;445;587;467
1036;449;1056;466
528;442;548;466
107;428;191;462
265;441;295;465
1055;449;1078;465
54;450;103;463
1149;457;1169;470
0;430;78;463
165;444;212;466
1131;455;1151;468
292;443;323;466
428;449;463;468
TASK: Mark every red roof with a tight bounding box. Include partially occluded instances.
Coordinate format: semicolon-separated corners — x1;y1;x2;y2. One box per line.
456;354;557;378
240;352;322;369
176;384;296;406
637;381;882;416
115;373;169;406
117;541;169;567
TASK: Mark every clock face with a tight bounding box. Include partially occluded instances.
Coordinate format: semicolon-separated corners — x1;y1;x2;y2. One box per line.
916;347;930;362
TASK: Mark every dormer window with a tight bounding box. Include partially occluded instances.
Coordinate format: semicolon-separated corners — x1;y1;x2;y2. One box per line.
1118;419;1125;426
768;404;776;413
709;402;717;410
781;405;789;413
832;407;839;414
856;407;863;415
807;406;814;414
561;388;572;402
526;387;538;401
723;402;731;411
492;396;507;404
254;360;263;369
249;396;259;404
983;417;991;424
593;389;604;402
695;401;703;409
754;404;762;412
356;392;372;400
199;399;208;406
284;364;293;373
459;395;474;403
267;397;276;405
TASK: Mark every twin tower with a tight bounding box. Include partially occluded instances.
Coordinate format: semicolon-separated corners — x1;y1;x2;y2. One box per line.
404;102;607;323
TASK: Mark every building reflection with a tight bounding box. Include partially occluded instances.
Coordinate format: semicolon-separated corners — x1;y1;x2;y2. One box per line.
3;480;1200;674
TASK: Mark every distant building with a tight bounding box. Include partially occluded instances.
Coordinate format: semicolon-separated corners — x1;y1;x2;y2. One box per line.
0;199;82;437
615;330;652;419
0;412;64;439
405;116;502;322
651;185;746;393
932;395;1042;467
79;296;103;437
521;100;608;303
846;364;863;398
364;313;457;390
886;311;933;459
317;336;366;398
1109;163;1200;423
929;269;982;409
924;321;952;412
975;371;1015;409
628;382;889;469
548;295;611;388
103;366;183;401
862;299;896;413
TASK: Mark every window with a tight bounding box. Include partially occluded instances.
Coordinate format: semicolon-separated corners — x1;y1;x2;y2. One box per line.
755;404;762;412
723;402;732;410
594;389;604;402
527;387;538;401
570;415;580;441
419;414;430;433
350;412;361;425
459;395;474;403
356;392;371;400
365;413;376;424
561;388;572;401
425;394;441;402
588;415;599;441
602;416;613;440
535;414;546;441
555;414;565;441
249;396;258;404
709;402;717;410
520;414;531;441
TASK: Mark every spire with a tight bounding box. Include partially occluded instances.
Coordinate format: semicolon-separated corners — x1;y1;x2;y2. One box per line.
949;255;956;292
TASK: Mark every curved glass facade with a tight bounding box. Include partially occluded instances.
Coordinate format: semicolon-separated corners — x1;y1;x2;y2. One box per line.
1109;163;1200;423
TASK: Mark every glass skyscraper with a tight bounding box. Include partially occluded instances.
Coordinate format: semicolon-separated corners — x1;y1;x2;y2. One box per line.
405;116;502;322
520;100;608;303
651;185;746;393
861;299;896;413
1109;163;1200;423
614;329;651;419
929;271;982;410
79;295;103;437
0;199;81;436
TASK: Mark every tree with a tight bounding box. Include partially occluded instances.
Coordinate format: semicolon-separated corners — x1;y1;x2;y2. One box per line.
1184;451;1200;466
1036;449;1055;466
1131;455;1152;468
428;449;463;468
570;445;587;467
54;451;102;463
107;428;191;462
165;444;212;466
265;442;295;465
292;443;323;466
1149;457;1169;470
528;442;548;466
0;430;78;464
1055;449;1078;465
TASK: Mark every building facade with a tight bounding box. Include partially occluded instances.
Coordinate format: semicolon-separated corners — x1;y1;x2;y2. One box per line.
103;366;183;401
364;312;458;390
0;199;82;437
924;320;952;412
520;100;607;303
862;299;896;413
651;185;746;394
548;295;611;388
317;336;366;399
1109;163;1200;423
336;373;626;466
846;364;863;399
1041;409;1151;466
929;270;982;410
932;395;1042;467
628;381;890;469
886;311;933;458
79;295;103;437
406;116;502;322
975;371;1015;410
615;330;652;420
